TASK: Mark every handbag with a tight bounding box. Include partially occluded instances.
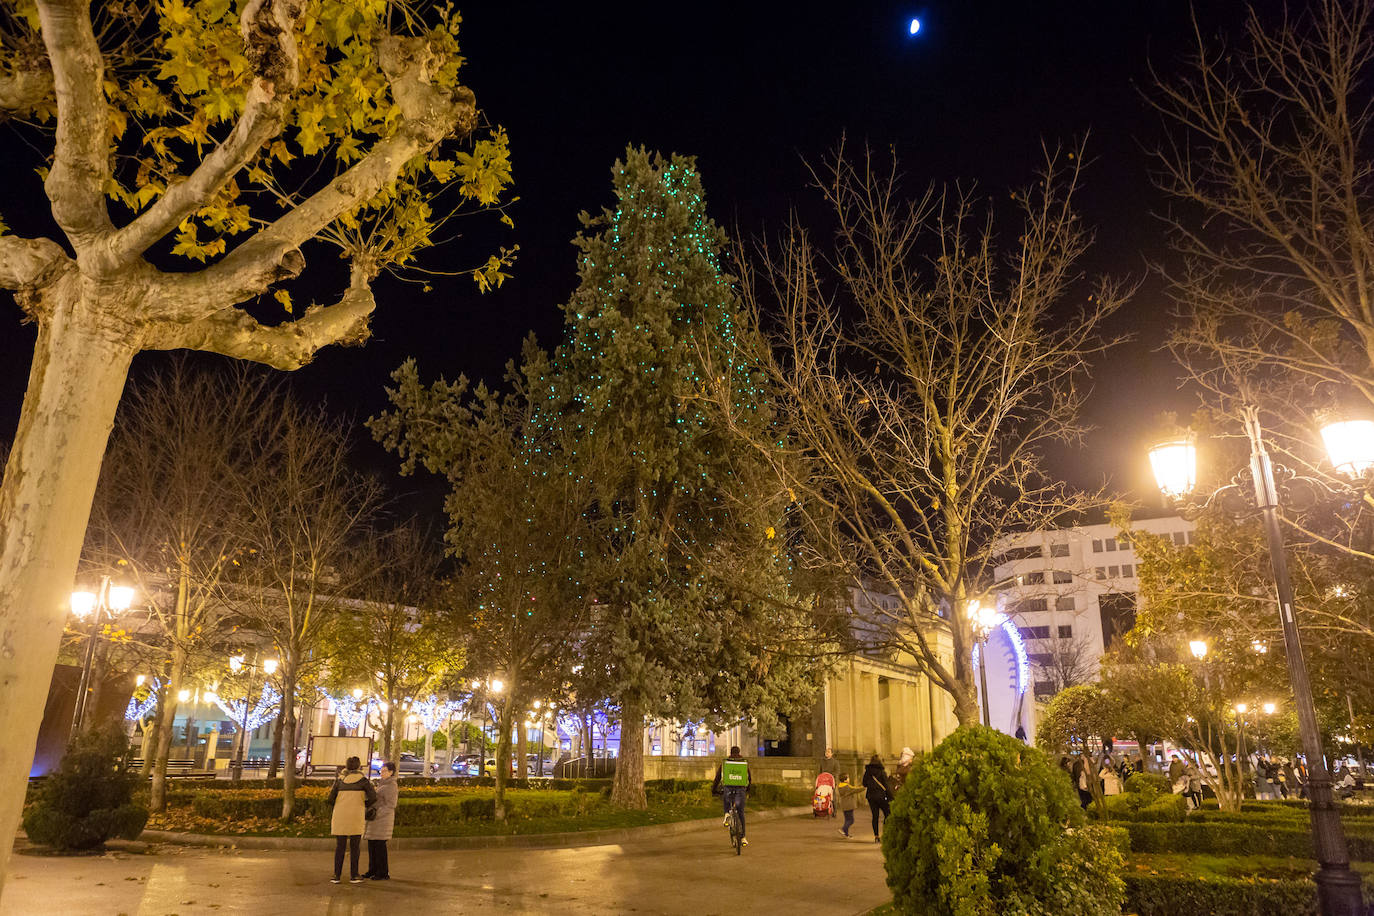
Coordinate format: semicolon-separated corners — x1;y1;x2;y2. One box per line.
365;804;378;821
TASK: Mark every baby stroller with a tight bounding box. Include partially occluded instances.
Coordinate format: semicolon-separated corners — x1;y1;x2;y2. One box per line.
813;772;835;817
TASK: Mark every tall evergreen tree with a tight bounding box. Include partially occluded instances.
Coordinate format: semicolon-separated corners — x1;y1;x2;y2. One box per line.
561;149;831;809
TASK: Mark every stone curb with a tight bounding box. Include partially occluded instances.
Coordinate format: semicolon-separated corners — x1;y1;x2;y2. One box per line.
139;805;814;851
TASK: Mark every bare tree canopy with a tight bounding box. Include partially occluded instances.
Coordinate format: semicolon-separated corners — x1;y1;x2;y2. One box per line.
710;143;1130;725
1154;0;1374;557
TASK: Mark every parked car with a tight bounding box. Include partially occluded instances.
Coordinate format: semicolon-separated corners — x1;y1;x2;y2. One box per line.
372;752;426;775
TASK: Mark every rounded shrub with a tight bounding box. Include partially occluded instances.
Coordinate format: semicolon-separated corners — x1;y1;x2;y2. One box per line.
23;725;149;851
883;726;1124;916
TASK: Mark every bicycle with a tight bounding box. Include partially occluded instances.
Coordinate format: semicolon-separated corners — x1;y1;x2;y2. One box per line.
727;802;744;855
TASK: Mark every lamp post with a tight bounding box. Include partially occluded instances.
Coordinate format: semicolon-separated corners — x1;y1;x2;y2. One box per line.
69;578;136;738
1149;407;1369;915
969;601;1000;729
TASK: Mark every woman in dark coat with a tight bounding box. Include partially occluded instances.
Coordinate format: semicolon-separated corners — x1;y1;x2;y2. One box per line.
862;754;892;843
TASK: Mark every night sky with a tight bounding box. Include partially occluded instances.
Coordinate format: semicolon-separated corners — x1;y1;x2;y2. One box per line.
0;1;1267;510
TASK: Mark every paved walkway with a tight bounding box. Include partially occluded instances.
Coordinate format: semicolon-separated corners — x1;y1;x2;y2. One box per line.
3;813;890;915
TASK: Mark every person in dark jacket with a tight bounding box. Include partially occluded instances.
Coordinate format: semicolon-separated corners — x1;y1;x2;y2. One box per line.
712;746;752;846
362;761;398;880
328;756;377;884
862;754;891;843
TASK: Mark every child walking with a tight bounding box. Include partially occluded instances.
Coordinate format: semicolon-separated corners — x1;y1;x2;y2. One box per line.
836;774;861;838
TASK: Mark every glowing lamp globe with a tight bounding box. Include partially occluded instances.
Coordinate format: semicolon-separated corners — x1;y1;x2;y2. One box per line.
263;658;279;675
108;585;135;611
908;17;920;34
1149;436;1197;500
1263;702;1276;715
1189;639;1208;660
70;591;97;618
1235;702;1248;714
229;655;245;673
1320;418;1374;477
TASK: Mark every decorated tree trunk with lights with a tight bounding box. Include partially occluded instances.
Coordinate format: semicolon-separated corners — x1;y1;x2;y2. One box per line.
560;149;828;809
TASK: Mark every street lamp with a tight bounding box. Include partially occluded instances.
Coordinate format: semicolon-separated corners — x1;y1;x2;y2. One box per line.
69;578;136;737
1264;702;1277;716
1149;407;1365;914
969;600;1001;729
1189;640;1209;661
1319;417;1374;477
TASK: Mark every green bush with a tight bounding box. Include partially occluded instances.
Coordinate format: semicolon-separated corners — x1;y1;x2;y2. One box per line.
883;725;1124;916
1121;821;1374;861
1122;771;1171;799
1100;792;1185;823
1124;873;1320;915
22;725;149;851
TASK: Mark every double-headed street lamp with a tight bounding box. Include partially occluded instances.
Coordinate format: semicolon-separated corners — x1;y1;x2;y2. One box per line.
1149;406;1372;915
69;578;136;738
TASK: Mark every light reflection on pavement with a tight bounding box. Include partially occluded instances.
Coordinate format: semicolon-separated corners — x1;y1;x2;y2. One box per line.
3;813;890;915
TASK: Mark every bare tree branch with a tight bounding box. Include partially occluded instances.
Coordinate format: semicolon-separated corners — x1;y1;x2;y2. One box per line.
33;0;113;252
148;262;375;370
0;234;69;293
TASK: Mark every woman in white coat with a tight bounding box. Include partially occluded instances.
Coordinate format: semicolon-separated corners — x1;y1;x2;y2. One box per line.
328;756;377;884
363;761;398;880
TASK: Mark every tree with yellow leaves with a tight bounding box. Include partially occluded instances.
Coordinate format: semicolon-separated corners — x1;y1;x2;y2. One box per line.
0;0;512;890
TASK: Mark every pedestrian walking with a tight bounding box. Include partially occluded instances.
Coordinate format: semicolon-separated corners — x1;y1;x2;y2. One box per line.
862;754;892;843
1071;757;1092;809
835;774;861;838
891;747;915;794
1100;756;1121;796
362;761;398;880
1168;755;1184;787
328;756;377;884
1183;762;1203;810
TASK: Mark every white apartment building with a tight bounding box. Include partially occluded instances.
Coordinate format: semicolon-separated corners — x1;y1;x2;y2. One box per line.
991;516;1197;708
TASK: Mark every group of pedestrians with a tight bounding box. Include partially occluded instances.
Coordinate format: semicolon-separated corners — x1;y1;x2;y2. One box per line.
327;756;398;885
821;746;914;842
1060;753;1146;808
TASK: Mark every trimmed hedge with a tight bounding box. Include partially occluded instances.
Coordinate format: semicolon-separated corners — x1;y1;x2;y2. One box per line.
1124;873;1320;916
1101;793;1186;823
1121;821;1374;861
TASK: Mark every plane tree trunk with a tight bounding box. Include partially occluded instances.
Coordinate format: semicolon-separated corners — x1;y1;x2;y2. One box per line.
0;302;137;874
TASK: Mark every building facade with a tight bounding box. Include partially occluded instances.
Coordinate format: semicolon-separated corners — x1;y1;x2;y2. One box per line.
992;515;1197;738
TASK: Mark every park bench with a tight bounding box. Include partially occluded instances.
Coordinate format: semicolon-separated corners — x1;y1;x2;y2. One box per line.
127;758;213;779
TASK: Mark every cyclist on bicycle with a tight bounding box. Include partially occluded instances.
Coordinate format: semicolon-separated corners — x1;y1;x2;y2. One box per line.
712;745;751;847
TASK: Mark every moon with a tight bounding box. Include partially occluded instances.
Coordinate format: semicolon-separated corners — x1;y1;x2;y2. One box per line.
908;17;921;35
